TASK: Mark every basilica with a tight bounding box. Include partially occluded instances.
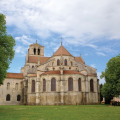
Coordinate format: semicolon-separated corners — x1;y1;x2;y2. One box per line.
0;42;100;105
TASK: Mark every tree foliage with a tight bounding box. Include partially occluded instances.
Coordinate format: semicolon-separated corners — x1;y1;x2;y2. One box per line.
100;54;120;103
0;13;15;84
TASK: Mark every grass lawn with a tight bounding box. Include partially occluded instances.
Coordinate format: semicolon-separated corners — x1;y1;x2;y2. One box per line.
0;105;120;120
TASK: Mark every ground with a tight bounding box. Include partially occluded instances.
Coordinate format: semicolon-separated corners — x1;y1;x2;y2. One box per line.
0;105;119;120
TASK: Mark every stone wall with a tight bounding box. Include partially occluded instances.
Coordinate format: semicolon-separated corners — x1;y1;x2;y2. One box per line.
0;78;22;105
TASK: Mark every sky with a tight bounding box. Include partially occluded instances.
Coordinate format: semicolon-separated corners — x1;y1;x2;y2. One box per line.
0;0;120;84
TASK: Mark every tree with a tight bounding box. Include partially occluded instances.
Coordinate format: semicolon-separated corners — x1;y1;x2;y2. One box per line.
0;13;15;84
100;54;120;103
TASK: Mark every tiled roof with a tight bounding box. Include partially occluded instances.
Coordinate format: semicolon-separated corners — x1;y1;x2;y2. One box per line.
74;57;85;64
28;56;49;63
30;43;43;46
52;45;72;56
7;73;23;79
41;70;96;76
63;70;84;75
41;70;84;75
28;74;37;77
87;73;96;77
42;71;60;75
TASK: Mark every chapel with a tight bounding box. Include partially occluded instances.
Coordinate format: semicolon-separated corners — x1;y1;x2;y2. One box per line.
0;41;100;105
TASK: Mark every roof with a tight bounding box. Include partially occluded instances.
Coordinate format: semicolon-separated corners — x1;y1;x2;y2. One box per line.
28;74;37;77
7;73;23;79
30;42;43;46
75;57;85;64
28;56;49;64
52;45;72;56
41;70;97;76
41;70;84;75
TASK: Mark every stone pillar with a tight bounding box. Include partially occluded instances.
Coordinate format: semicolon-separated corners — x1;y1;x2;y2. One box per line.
27;79;31;105
36;78;40;105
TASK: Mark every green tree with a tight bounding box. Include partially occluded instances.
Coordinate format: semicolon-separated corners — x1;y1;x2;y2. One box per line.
0;13;15;84
100;54;120;103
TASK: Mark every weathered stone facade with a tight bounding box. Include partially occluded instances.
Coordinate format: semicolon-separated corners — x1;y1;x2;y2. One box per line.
0;42;100;105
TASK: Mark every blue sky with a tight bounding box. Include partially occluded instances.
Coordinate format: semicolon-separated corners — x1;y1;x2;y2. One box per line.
1;0;120;84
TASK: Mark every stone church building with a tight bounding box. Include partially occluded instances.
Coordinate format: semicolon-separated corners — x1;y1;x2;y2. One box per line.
0;42;100;105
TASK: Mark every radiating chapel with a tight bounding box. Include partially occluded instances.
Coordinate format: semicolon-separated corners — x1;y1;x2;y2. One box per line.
0;42;100;105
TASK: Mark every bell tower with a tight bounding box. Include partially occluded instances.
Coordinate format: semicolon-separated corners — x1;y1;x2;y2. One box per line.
28;40;44;56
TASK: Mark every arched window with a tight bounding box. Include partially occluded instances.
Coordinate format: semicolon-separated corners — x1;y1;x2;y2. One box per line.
78;78;81;91
32;66;34;68
68;77;73;91
51;78;56;91
7;83;10;90
64;59;67;66
38;48;40;55
6;94;10;101
15;83;18;90
90;79;94;92
17;95;21;101
31;80;35;92
43;79;46;92
71;62;73;66
57;59;60;66
33;48;36;55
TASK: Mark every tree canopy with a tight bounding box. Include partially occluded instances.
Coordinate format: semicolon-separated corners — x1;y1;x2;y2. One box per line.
0;13;15;84
100;54;120;103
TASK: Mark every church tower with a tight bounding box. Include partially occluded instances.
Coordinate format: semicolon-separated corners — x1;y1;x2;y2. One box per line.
28;40;44;56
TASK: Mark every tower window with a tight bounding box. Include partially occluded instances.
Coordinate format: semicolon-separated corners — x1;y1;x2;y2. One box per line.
33;48;36;55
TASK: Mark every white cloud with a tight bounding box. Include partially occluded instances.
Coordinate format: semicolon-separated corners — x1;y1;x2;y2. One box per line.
0;0;119;55
1;0;120;39
90;64;96;68
97;72;105;84
96;52;106;56
15;45;27;57
15;35;33;45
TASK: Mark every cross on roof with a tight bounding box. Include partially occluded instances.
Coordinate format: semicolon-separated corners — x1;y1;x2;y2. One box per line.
60;37;63;46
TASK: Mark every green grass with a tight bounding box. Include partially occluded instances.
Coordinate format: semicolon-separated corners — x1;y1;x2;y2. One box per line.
0;105;120;120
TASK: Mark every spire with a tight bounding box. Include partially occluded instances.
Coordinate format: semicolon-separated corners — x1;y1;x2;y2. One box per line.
36;40;37;43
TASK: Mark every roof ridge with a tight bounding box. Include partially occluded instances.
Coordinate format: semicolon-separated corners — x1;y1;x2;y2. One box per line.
52;45;73;56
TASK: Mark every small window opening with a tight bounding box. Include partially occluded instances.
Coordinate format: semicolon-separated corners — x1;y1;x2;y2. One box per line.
15;83;18;90
33;48;36;55
38;49;40;55
17;95;21;101
7;83;10;90
6;94;10;101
